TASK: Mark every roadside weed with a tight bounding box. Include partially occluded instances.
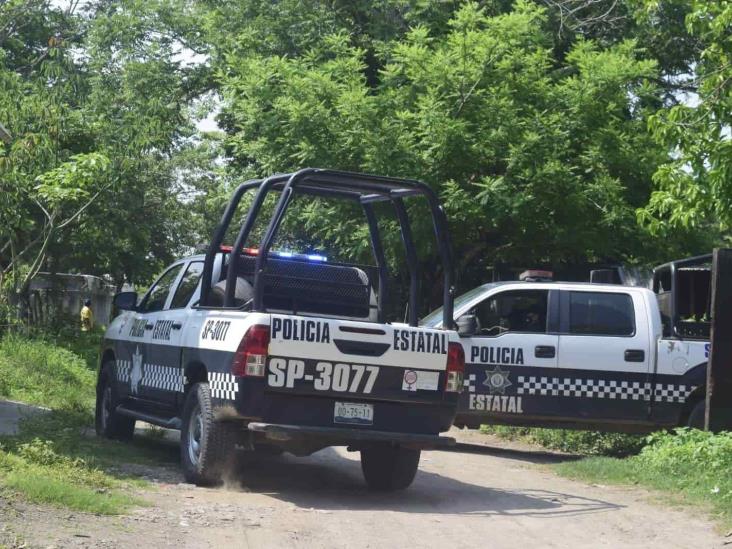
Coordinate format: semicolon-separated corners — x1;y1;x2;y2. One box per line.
0;332;173;513
556;429;732;528
480;424;645;456
0;334;96;411
0;439;143;514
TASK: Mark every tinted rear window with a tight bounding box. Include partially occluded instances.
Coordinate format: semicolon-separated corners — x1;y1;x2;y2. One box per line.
569;292;635;336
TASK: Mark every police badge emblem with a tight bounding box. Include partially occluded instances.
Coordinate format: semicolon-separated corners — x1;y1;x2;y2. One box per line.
131;346;144;394
483;365;512;394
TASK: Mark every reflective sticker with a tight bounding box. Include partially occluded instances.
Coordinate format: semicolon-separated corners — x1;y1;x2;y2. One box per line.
402;370;418;391
402;369;439;391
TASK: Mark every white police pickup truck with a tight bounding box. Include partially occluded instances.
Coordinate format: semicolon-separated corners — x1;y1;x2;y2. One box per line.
421;263;711;433
95;169;464;490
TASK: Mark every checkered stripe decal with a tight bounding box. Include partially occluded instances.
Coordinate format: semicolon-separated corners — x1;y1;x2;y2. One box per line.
464;374;477;393
518;376;649;400
116;359;131;383
209;372;238;401
115;360;183;392
654;383;696;403
517;376;696;403
143;364;184;392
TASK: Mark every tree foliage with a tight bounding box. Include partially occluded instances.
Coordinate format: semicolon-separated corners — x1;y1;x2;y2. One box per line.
0;0;201;315
641;0;732;236
1;0;728;319
206;0;706;297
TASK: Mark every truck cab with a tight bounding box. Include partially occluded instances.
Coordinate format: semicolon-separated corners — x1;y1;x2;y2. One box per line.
96;169;463;490
422;276;708;432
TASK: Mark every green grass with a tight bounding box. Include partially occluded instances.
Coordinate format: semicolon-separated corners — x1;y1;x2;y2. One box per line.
480;424;732;526
10;410;179;469
45;323;106;372
0;330;175;514
3;473;136;515
480;424;646;456
0;439;144;514
0;333;96;411
555;429;732;528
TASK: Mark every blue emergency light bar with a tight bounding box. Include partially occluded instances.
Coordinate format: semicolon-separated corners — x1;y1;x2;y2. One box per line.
220;245;327;263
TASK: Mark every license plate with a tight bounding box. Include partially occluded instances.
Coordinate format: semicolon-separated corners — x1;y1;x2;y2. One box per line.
334;402;373;425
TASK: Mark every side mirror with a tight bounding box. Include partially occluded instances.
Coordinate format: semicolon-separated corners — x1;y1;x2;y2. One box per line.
113;291;138;311
456;314;478;337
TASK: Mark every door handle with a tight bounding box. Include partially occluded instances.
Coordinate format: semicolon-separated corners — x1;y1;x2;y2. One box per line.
535;345;556;359
624;349;645;363
172;322;183;330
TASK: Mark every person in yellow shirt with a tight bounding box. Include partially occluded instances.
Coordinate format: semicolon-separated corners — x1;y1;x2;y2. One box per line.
80;299;94;332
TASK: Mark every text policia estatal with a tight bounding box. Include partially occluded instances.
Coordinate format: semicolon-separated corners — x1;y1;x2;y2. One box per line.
469;394;524;413
271;317;448;354
272;317;331;343
470;345;524;365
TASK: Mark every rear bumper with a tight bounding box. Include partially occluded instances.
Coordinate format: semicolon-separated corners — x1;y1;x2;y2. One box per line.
231;383;459;434
248;422;455;449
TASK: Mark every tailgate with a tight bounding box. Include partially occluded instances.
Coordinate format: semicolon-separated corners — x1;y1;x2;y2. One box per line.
266;314;451;402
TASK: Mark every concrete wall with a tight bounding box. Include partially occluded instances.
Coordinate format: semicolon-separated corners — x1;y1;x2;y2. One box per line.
28;273;116;327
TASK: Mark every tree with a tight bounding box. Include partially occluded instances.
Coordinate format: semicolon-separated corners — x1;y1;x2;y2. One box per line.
49;0;199;284
0;0;99;310
2;0;724;323
0;0;201;320
204;1;690;302
640;0;732;236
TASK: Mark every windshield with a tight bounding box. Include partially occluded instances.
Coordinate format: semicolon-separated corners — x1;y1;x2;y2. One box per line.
420;284;498;327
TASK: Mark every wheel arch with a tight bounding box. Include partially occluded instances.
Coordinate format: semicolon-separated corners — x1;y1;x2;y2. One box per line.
101;348;115;364
678;387;705;426
184;360;208;391
677;361;707;426
98;348;116;386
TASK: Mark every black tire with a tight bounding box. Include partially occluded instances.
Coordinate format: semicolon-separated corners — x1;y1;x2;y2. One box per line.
687;399;706;429
95;362;136;441
360;444;421;491
180;382;239;485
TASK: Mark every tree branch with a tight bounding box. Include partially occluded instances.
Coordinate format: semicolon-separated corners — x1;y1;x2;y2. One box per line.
3;234;44;275
20;222;55;295
10;182;111;294
56;184;109;229
34;198;52;223
540;0;625;36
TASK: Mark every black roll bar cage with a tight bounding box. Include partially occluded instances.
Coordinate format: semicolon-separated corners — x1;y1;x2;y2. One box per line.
652;253;712;338
200;168;455;329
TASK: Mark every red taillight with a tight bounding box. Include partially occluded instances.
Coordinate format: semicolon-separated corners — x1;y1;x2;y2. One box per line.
219;245;258;254
445;342;465;393
232;324;270;377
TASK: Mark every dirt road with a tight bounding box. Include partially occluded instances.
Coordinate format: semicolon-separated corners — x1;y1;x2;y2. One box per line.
0;428;723;548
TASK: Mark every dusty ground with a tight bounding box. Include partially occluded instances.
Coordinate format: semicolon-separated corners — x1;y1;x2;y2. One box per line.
0;426;724;549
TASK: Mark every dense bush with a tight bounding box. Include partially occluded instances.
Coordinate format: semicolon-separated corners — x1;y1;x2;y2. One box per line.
557;429;732;525
640;428;732;472
636;429;732;505
529;429;646;456
481;425;646;456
